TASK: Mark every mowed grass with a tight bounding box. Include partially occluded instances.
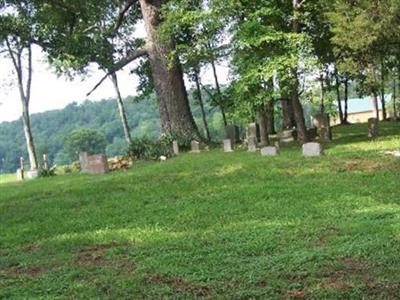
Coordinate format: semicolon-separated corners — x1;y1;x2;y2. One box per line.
1;123;400;299
0;174;16;185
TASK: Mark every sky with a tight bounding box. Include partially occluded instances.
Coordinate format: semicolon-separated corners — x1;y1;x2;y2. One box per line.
0;45;229;123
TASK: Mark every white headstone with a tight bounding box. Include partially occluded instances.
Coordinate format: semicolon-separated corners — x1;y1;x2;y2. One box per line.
26;169;39;180
261;146;279;156
302;142;324;157
190;141;200;153
247;137;257;152
223;139;233;152
172;141;179;155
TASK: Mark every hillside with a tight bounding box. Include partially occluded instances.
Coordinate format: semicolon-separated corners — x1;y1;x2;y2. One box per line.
0;95;225;172
1;123;400;298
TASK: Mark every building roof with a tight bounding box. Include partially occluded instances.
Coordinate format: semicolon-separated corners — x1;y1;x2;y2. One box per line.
341;95;392;114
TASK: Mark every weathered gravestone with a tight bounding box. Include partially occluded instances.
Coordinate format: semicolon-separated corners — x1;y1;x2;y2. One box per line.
43;154;49;170
79;152;109;174
16;157;25;181
223;139;233;152
279;129;296;143
26;169;39;180
302;142;324;157
247;137;257;152
261;146;279;156
313;113;332;141
368;118;379;138
247;123;258;139
172;141;179;155
225;125;240;145
190;141;200;153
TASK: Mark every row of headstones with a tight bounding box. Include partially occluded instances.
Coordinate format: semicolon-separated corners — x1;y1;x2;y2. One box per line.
16;155;50;181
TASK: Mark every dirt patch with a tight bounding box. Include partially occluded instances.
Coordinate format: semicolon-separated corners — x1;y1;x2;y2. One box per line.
284;289;306;299
146;274;212;297
337;159;390;174
1;265;48;278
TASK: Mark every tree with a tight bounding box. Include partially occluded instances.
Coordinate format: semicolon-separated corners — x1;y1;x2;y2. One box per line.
65;129;107;161
0;1;38;170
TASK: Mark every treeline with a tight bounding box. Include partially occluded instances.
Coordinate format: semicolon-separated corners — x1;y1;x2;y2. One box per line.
0;94;225;173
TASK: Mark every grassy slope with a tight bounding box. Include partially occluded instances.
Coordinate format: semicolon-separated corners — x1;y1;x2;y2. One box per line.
1;123;400;299
0;174;16;185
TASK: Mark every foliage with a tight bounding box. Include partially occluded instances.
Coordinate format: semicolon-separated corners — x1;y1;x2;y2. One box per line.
64;129;107;160
38;166;56;178
1;123;400;298
126;136;173;161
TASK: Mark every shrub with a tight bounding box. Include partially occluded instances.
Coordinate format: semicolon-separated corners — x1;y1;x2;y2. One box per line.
127;137;173;161
64;129;107;161
39;166;56;178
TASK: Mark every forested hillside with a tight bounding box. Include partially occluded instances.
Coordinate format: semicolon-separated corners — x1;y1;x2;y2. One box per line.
0;95;225;173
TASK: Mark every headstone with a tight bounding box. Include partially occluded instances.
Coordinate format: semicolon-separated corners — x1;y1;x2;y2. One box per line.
80;152;109;174
225;125;240;145
172;141;179;155
26;169;39;179
247;123;258;139
279;129;296;143
261;146;279;156
16;168;24;181
302;142;324;157
43;154;49;170
368;118;379;137
160;156;167;161
313;113;332;140
247;137;257;152
190;140;200;153
223;139;233;152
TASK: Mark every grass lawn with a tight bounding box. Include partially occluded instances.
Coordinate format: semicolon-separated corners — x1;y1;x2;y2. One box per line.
0;174;16;185
1;122;400;299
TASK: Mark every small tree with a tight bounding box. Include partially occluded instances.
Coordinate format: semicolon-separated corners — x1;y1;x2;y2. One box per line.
64;129;107;161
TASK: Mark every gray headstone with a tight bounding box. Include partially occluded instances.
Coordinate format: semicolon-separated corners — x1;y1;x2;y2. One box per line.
225;125;240;145
261;146;279;156
172;141;179;155
368;118;378;137
247;123;258;139
190;140;200;153
81;153;109;174
279;129;296;143
26;169;39;180
302;142;324;157
223;139;233;152
247;137;257;152
313;113;332;140
16;168;24;181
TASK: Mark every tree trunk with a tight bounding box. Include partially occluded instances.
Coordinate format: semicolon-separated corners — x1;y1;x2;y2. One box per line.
371;91;379;120
380;59;387;120
335;73;344;124
266;100;276;134
110;72;132;144
6;40;38;170
194;72;211;141
281;92;295;129
257;105;270;147
392;78;397;121
210;59;227;126
139;0;199;137
344;79;349;123
319;73;325;114
291;0;309;143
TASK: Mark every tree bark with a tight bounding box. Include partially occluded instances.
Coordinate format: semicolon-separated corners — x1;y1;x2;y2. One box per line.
371;91;380;120
257;105;271;147
392;78;397;120
6;40;38;170
319;73;325;114
291;0;309;143
194;72;211;141
380;59;387;120
266;100;276;134
335;73;344;124
139;0;199;136
210;58;227;126
344;78;349;123
110;72;132;144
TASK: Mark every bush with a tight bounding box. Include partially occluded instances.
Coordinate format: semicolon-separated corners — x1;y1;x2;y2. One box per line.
64;129;107;161
161;131;200;151
127;137;173;161
39;166;56;178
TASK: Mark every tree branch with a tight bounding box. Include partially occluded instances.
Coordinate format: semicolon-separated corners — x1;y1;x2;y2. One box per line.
114;0;137;32
86;46;148;96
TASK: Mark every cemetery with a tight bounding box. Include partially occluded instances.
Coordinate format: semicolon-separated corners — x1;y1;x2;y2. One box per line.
1;0;400;299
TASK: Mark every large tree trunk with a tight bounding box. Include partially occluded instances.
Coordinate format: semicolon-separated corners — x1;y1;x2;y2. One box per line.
380;59;387;120
291;0;309;143
194;72;211;141
266;100;276;134
110;72;132;144
344;79;349;123
139;0;199;136
257;105;271;147
371;91;380;120
335;73;344;124
281;91;295;129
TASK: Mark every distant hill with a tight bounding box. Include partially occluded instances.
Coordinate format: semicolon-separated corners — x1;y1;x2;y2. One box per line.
0;95;225;172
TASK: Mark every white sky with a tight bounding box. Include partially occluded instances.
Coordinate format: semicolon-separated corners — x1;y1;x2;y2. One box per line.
0;46;229;123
